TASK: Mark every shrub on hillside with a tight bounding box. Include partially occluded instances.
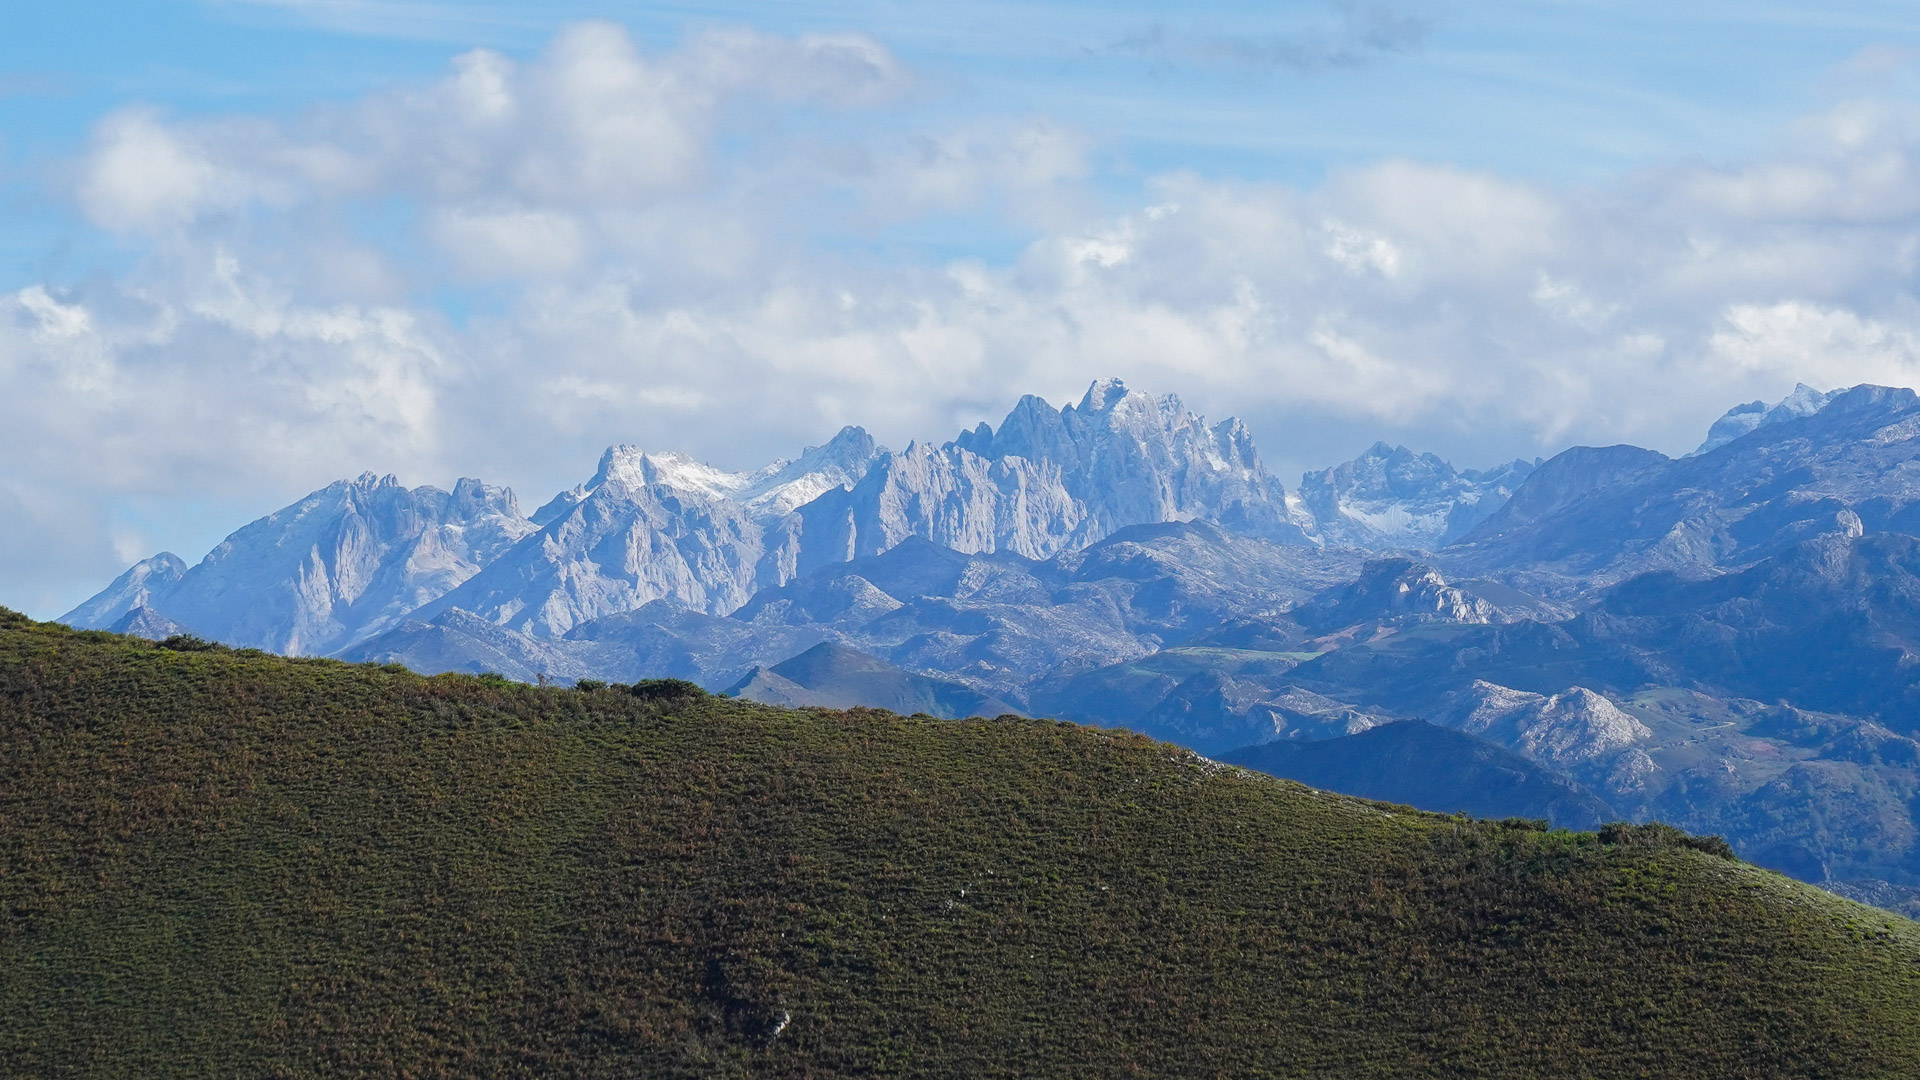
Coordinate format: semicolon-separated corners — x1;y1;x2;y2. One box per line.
157;634;228;653
628;678;707;702
1600;821;1738;860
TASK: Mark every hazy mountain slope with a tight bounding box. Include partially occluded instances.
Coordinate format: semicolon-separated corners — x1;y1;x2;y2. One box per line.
1695;383;1841;455
65;474;535;655
345;522;1367;702
1591;531;1920;725
1221;721;1616;830
105;605;189;640
724;641;1019;717
5;611;1919;1078
1029;558;1543;752
1298;443;1535;550
1452;384;1920;587
57;552;185;629
416;446;780;635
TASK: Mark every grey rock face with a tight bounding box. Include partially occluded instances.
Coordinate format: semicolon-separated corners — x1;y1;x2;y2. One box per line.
65;474;534;655
1450;385;1920;588
1420;681;1660;804
60;552;186;629
1694;383;1841;456
789;379;1313;576
106;605;190;640
1292;558;1501;632
417;446;780;636
1298;443;1535;550
417;379;1321;637
530;425;885;529
1433;682;1652;780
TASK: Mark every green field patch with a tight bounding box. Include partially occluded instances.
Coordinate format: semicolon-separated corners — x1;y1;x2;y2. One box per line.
2;608;1918;1078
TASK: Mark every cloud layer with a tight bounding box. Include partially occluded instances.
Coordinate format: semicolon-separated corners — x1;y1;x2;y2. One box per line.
9;20;1920;614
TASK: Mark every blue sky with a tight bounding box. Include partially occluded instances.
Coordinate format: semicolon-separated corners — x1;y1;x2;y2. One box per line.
9;1;1920;615
11;0;1920;282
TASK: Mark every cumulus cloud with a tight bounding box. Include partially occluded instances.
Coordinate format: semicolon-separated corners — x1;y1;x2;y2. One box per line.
13;21;1920;615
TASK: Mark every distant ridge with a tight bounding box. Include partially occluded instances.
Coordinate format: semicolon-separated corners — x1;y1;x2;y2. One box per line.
726;641;1021;718
64;378;1527;652
1221;721;1616;831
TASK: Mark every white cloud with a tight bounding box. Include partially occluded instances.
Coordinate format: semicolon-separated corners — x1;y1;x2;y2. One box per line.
16;20;1920;615
1323;221;1401;277
429;206;586;279
79;109;232;232
1709;301;1920;388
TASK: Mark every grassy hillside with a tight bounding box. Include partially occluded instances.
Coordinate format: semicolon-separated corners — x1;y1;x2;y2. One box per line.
3;611;1919;1078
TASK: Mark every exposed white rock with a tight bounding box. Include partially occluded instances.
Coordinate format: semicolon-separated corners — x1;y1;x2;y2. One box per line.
1294;558;1500;630
791;379;1312;572
67;474;535;655
1694;383;1840;455
419;449;778;635
1437;681;1651;771
426;379;1323;636
1297;443;1535;551
65;380;1513;661
60;552;186;629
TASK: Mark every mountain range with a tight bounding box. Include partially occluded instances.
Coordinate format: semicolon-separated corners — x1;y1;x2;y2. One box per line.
58;376;1920;911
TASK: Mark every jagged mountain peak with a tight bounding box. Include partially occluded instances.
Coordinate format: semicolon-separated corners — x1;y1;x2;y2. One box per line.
58;551;188;629
566;428;885;522
1694;382;1844;455
1293;557;1498;631
63;475;536;655
589;445;747;501
1297;443;1535;552
1076;376;1136;413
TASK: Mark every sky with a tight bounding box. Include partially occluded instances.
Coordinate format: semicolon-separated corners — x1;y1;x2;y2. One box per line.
10;1;1920;616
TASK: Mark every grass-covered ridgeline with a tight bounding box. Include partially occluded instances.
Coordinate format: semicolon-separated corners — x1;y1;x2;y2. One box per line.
3;611;1919;1078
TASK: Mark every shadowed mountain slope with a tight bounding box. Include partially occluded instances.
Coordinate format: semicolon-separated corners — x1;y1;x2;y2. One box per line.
1220;721;1616;831
725;641;1019;718
1451;385;1920;588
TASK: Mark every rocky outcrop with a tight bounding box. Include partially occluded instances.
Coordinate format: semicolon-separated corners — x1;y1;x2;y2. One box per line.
1433;681;1654;797
417;447;778;635
60;553;186;629
1292;558;1501;632
414;380;1321;635
1451;385;1920;586
1694;383;1840;456
67;474;535;655
1298;443;1534;551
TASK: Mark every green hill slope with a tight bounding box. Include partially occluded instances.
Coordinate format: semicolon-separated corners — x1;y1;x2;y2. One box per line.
3;611;1919;1078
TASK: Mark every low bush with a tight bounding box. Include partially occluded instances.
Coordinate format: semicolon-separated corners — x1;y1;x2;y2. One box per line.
156;634;228;652
1599;820;1738;860
628;677;706;701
